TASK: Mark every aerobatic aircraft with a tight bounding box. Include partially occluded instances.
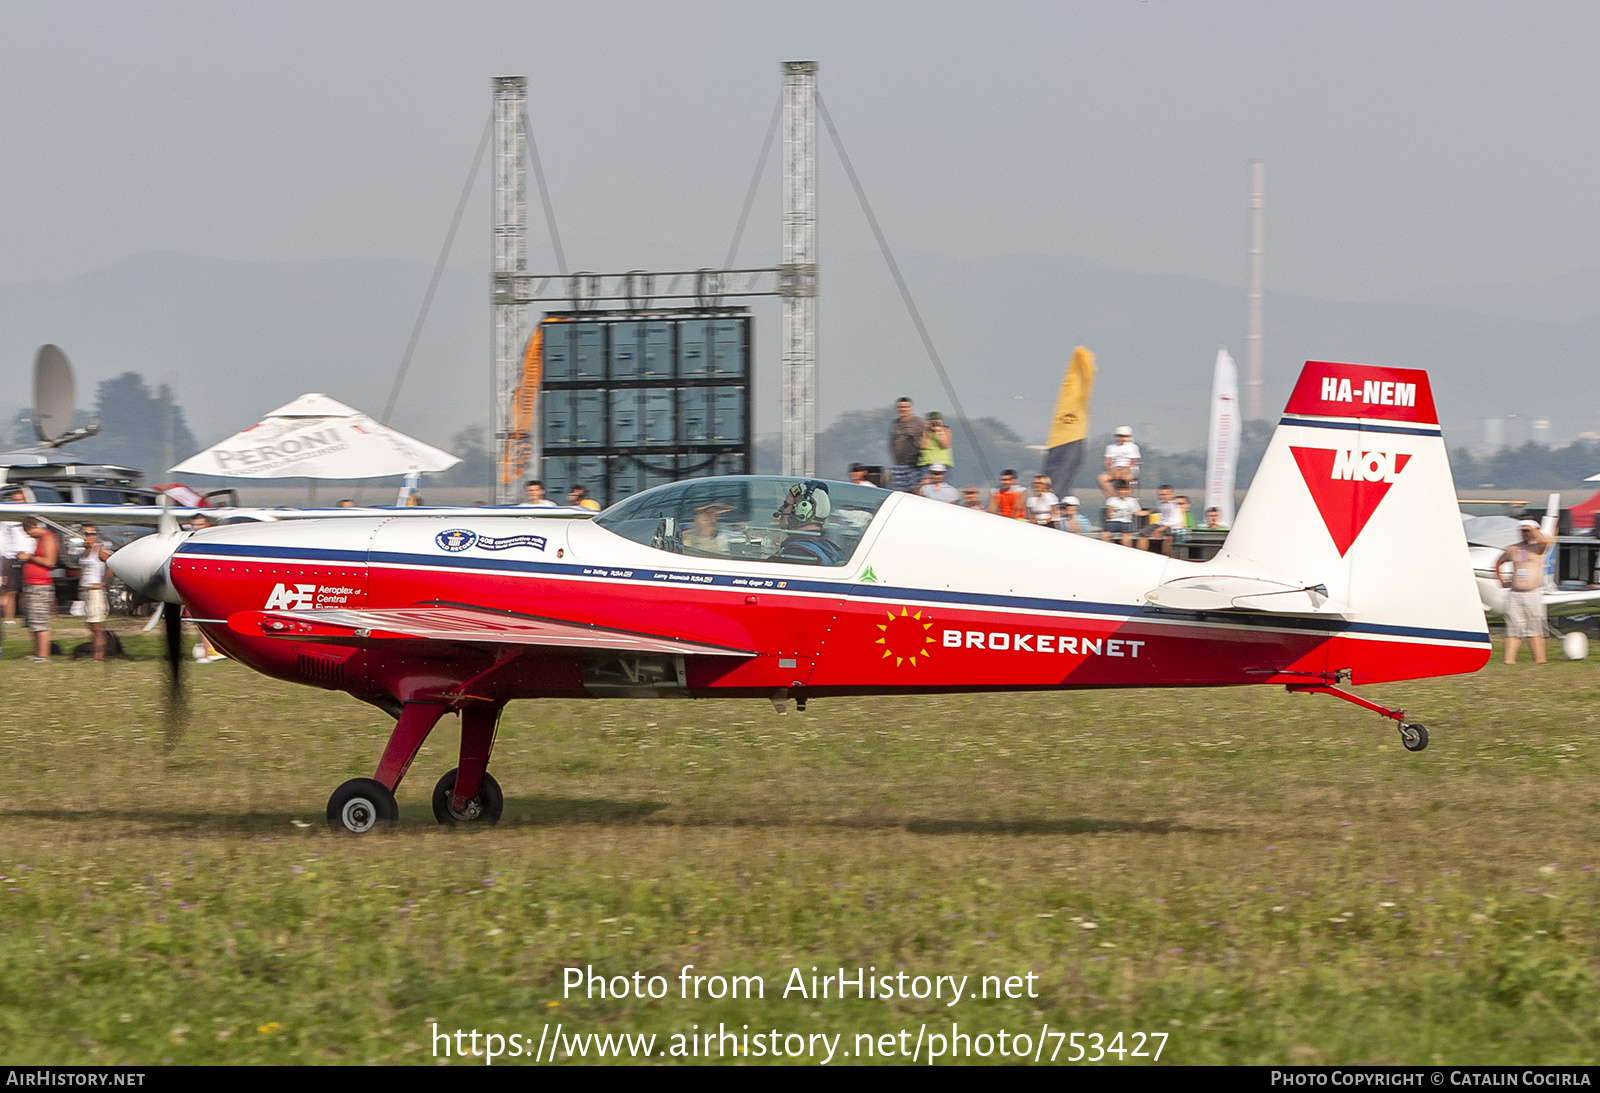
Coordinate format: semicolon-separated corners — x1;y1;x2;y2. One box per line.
109;361;1490;833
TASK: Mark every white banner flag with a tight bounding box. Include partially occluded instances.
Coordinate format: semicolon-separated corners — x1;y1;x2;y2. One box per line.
1205;348;1240;527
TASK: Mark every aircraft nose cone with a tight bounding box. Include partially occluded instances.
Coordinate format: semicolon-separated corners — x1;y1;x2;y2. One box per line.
110;532;186;603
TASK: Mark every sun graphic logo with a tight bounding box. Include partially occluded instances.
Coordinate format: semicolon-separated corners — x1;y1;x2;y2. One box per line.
875;606;936;667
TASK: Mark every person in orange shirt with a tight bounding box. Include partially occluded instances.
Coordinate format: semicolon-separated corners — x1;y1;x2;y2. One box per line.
987;470;1028;520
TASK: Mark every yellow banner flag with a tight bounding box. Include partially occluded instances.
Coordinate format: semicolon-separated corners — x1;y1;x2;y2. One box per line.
1045;346;1097;449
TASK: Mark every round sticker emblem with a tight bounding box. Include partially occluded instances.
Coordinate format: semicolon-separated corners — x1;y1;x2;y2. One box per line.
435;528;478;552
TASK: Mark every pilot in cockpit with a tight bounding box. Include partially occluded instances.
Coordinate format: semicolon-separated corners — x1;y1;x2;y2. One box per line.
770;481;846;565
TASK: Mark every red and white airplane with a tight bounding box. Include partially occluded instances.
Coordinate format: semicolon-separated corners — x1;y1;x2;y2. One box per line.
111;362;1489;833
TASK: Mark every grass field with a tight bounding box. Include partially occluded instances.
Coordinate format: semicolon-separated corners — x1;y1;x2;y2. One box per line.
1;618;1597;1065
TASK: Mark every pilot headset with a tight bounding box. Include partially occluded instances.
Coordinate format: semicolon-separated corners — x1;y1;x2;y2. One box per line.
779;480;832;522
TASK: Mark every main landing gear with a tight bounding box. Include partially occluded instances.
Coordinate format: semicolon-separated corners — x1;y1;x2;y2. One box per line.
325;700;506;833
326;778;399;833
432;769;504;825
1287;682;1429;752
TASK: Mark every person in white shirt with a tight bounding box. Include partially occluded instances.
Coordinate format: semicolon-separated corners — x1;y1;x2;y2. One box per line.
847;463;882;489
1101;481;1144;547
0;488;28;626
520;480;557;507
77;525;112;661
917;464;960;503
1025;475;1059;525
1140;485;1184;555
1097;426;1141;496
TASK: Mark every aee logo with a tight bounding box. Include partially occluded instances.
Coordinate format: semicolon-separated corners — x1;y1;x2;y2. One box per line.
1330;449;1409;483
1290;446;1413;557
265;583;316;610
1319;376;1417;408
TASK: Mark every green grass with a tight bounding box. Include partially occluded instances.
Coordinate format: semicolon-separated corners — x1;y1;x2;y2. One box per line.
1;618;1598;1064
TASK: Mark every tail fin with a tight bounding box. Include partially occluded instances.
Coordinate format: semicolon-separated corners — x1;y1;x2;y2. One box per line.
1211;361;1489;683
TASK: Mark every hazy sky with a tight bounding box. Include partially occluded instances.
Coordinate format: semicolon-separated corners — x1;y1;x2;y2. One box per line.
5;1;1600;301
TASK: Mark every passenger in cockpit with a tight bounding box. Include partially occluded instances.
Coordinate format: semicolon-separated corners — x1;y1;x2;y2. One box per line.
682;501;737;556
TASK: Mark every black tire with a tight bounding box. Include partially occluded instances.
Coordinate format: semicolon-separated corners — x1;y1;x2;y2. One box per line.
431;768;504;826
326;778;399;833
1400;722;1429;752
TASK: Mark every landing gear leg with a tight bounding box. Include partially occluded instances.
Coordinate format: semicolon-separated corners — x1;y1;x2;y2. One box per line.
372;702;449;791
1286;682;1428;753
326;701;448;833
432;703;505;826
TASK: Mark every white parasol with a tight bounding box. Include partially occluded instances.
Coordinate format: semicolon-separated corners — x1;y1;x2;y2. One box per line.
171;394;460;479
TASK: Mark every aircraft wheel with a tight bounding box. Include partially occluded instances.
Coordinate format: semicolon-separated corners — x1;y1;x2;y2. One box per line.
432;768;504;826
326;778;399;833
1399;722;1429;753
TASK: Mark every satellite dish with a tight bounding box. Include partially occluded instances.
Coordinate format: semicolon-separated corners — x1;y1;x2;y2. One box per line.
33;345;76;444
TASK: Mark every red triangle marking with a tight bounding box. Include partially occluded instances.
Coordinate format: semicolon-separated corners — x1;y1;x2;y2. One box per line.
1290;447;1413;557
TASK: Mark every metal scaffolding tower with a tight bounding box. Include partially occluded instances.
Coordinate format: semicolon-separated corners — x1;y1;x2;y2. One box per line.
495;63;820;489
1246;159;1265;421
491;76;529;504
780;61;819;476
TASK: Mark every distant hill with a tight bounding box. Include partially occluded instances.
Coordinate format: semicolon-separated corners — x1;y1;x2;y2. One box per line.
4;248;1599;474
1402;266;1600;325
821;250;1600;452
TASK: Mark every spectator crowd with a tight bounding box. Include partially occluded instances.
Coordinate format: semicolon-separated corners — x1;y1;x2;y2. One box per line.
873;398;1227;549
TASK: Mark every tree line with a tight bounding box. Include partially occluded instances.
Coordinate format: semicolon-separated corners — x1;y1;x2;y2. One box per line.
1447;441;1600;490
10;372;199;477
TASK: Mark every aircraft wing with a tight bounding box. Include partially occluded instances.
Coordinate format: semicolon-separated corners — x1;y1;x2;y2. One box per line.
1474;574;1600;620
0;503;595;526
226;604;755;657
1144;575;1350;615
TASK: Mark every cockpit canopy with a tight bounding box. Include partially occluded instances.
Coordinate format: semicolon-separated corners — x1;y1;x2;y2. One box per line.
593;476;890;567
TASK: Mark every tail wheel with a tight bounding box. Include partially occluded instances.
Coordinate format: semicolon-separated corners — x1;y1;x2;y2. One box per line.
1399;722;1429;752
327;778;399;833
432;768;504;826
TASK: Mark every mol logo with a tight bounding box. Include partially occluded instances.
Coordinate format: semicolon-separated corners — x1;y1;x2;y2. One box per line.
1330;448;1409;483
1290;446;1414;557
265;583;317;610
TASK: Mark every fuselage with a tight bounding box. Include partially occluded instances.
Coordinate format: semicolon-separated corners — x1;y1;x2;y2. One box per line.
167;481;1489;707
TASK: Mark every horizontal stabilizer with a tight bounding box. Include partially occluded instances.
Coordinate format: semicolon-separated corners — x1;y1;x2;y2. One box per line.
228;605;755;657
1144;575;1348;615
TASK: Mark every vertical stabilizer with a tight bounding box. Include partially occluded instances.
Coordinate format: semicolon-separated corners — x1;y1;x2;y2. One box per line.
1210;361;1488;683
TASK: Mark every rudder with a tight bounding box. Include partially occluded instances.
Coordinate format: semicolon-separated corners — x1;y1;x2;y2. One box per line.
1212;361;1489;683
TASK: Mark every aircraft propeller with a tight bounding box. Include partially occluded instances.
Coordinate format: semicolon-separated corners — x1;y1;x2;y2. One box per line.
108;497;191;745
